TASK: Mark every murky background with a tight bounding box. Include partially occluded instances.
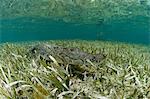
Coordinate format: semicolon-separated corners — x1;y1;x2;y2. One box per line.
0;0;150;45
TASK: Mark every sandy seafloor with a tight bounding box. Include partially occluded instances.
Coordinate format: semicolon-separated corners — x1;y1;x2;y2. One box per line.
0;40;150;99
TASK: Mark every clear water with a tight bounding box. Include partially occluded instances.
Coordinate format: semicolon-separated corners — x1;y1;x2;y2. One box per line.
0;0;150;45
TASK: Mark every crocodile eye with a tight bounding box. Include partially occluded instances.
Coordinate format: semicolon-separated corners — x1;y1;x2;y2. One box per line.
91;56;100;63
93;56;96;60
90;56;96;62
54;46;59;49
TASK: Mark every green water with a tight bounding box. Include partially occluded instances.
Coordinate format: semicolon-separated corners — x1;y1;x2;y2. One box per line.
0;16;149;45
0;0;150;45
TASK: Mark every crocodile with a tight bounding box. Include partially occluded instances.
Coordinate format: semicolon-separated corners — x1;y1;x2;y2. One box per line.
27;43;106;76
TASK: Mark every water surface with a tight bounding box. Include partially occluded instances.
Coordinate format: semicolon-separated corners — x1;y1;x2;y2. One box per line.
0;16;149;45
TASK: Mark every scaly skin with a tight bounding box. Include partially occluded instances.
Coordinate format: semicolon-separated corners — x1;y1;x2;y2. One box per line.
27;43;106;74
